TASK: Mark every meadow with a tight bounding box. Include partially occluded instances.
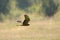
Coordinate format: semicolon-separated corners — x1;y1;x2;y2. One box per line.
0;13;60;40
0;0;60;40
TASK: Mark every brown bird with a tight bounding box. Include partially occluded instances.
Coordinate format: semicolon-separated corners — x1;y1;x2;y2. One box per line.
22;14;30;26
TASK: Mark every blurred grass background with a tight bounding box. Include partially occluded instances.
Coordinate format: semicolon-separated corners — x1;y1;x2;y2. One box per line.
0;0;60;22
0;0;60;40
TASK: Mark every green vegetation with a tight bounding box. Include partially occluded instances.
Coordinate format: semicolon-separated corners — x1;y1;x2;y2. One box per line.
0;0;60;21
0;0;60;40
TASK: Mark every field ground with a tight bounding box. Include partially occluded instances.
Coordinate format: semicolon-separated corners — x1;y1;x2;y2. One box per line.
0;19;60;40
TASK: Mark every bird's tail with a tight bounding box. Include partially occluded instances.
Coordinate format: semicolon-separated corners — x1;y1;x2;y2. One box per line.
17;20;22;23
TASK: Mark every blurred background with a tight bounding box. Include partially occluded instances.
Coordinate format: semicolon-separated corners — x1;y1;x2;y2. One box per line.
0;0;60;22
0;0;60;40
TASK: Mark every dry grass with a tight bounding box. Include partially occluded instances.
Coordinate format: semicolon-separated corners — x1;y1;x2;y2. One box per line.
0;19;60;40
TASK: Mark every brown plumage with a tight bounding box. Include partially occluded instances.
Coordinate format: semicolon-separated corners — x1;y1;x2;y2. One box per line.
22;15;30;26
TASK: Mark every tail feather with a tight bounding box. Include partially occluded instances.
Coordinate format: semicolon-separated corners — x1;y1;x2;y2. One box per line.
17;20;21;23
